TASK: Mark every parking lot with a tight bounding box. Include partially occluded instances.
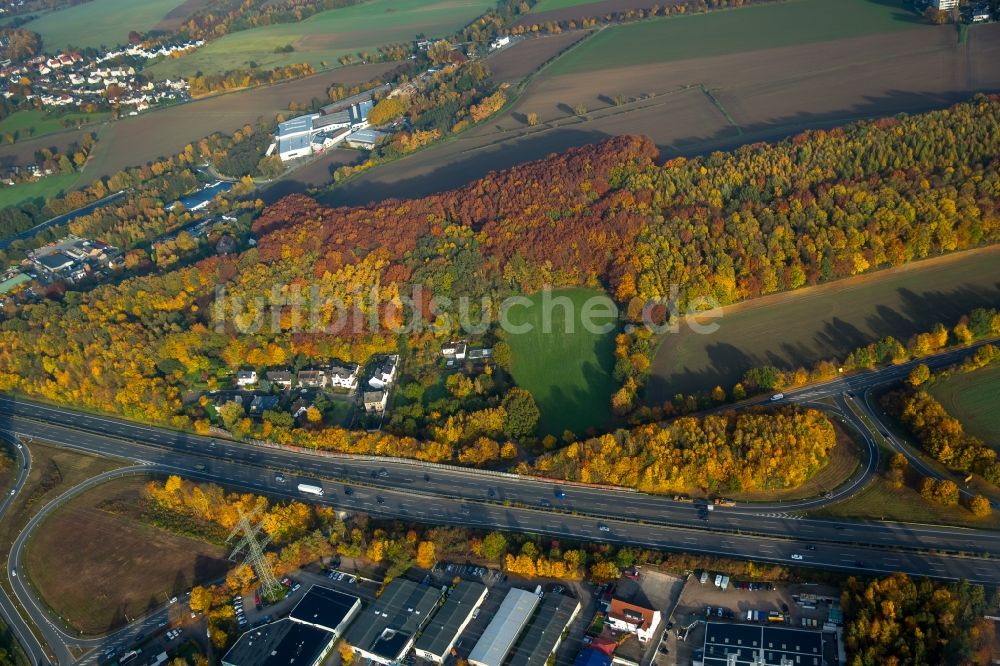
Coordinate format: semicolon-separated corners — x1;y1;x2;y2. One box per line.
661;575;842;665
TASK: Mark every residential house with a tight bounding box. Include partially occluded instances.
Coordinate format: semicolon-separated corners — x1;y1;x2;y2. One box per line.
328;364;360;390
236;370;258;387
297;370;327;389
249;395;280;416
441;341;468;360
363;390;388;413
607;599;660;643
368;357;397;389
266;370;294;390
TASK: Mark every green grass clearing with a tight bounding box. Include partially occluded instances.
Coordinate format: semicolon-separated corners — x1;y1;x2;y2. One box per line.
0;172;80;210
22;0;188;50
0;110;109;142
547;0;925;75
504;287;618;437
929;364;1000;450
147;0;494;80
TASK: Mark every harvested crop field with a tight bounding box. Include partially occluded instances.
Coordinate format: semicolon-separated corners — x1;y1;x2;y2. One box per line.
646;246;1000;402
263;148;362;202
24;475;229;636
486;32;586;83
323;22;1000;207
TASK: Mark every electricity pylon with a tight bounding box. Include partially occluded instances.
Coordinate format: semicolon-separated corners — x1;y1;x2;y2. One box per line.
227;505;283;599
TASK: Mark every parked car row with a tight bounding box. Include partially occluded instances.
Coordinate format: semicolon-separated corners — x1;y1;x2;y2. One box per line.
233;595;247;628
440;563;503;581
327;570;357;584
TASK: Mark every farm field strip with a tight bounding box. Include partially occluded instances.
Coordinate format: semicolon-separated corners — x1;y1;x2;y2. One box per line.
147;0;494;80
546;0;926;75
647;246;1000;402
22;0;188;51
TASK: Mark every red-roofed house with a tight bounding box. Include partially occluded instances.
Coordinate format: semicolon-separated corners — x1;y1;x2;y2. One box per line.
607;599;661;643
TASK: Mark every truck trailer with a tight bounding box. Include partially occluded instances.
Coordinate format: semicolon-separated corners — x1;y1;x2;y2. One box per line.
297;483;324;496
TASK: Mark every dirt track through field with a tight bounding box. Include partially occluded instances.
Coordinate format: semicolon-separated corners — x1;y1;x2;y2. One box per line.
323;23;1000;206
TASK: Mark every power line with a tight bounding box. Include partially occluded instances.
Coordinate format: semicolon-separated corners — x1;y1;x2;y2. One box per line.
226;504;282;599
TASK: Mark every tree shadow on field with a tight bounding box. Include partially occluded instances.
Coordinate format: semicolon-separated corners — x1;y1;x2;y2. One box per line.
813;317;872;358
646;341;756;405
540;359;614;437
864;0;926;24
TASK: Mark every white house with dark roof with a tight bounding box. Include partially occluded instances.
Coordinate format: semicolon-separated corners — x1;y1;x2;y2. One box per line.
236;370;257;387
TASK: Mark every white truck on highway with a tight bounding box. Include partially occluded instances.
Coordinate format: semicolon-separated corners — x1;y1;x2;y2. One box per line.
297;483;324;496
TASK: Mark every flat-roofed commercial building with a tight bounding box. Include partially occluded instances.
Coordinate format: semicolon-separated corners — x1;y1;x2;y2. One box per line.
345;579;442;665
700;622;823;666
414;581;488;663
467;588;540;666
288;585;361;638
511;593;582;665
222;619;332;666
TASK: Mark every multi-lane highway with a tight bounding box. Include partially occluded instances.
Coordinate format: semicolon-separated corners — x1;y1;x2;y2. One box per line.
0;341;996;664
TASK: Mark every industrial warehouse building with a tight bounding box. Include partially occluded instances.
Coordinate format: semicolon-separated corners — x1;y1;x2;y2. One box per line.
222;619;332;666
698;622;824;666
345;578;442;665
413;581;489;663
222;585;362;666
272;97;377;161
288;584;362;638
510;593;582;665
467;588;541;666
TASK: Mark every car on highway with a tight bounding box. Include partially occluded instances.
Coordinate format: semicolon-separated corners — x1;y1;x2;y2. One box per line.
540;499;552;508
344;486;353;495
770;393;784;401
598;524;611;532
790;553;803;560
805;545;816;551
554;487;566;499
376;496;385;504
274;473;286;484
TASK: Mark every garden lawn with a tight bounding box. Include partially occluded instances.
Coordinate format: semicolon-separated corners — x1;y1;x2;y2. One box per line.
505;287;618;436
547;0;925;75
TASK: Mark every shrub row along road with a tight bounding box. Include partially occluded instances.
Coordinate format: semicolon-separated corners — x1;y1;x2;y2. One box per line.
0;343;997;663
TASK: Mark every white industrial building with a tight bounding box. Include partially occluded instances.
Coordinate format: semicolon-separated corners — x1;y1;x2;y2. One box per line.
272;99;376;161
467;588;540;666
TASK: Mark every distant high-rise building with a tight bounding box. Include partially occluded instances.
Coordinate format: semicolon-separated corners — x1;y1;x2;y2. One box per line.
932;0;958;10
